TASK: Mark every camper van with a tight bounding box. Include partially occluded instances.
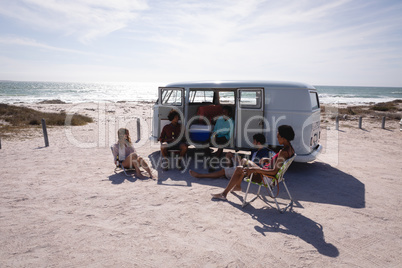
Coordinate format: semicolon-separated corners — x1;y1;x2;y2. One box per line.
151;81;322;162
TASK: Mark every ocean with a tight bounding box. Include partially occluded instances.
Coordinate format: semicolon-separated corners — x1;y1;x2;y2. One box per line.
0;81;401;105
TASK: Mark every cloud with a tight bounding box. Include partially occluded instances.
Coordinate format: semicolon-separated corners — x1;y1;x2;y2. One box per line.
1;0;401;86
0;0;148;43
0;36;90;54
140;2;402;62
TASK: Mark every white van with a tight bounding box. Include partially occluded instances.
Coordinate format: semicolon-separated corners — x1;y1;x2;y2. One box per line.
151;80;322;162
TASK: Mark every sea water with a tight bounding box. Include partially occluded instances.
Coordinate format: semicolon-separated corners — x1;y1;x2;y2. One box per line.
0;81;401;105
0;81;160;104
315;85;402;105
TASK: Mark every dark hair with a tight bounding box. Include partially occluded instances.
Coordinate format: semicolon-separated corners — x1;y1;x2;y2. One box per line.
278;125;295;141
168;110;180;121
222;105;232;118
252;133;266;145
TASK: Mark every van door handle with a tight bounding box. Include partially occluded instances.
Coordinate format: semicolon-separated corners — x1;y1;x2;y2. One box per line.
259;120;264;127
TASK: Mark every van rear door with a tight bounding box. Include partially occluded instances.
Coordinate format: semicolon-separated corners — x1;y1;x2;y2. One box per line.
236;88;264;148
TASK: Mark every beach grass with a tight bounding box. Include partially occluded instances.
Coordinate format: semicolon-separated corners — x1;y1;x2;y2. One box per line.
370;100;401;112
0;104;93;135
321;100;402;121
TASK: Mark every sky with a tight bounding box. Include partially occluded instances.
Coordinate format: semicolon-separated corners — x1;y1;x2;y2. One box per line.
0;0;402;87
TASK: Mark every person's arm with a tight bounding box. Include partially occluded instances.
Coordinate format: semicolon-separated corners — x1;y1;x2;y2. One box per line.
259;157;270;166
212;118;220;133
246;150;288;177
245;166;277;177
112;144;118;161
126;144;135;155
176;124;183;142
159;125;168;143
228;118;234;141
211;117;223;138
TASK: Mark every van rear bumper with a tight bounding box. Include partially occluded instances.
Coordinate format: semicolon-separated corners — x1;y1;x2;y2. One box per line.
295;144;323;163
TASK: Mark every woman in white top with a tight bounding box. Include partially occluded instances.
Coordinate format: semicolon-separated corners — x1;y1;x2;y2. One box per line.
112;128;153;178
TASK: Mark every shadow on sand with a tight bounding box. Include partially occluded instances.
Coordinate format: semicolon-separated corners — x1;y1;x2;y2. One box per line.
146;150;357;257
230;200;339;257
148;150;365;209
107;172;137;184
207;160;363;257
286;162;365;209
148;151;193;187
190;159;365;210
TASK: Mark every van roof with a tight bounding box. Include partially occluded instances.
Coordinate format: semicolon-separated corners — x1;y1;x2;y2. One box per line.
164;80;316;89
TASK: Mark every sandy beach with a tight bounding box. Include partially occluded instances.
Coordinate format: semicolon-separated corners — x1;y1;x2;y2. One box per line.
1;101;401;267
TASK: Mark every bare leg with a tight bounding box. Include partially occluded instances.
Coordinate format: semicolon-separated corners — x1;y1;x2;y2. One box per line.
189;169;225;178
176;143;188;170
229;159;258;192
215;148;224;158
129;153;142;177
211;166;245;199
179;143;188;158
122;153;141;176
160;144;169;170
161;144;168;157
138;156;153;178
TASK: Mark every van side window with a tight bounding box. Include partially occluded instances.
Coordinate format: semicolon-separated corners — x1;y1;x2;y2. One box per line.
161;89;182;106
239;90;262;109
219;91;235;105
189;90;214;103
310;92;320;110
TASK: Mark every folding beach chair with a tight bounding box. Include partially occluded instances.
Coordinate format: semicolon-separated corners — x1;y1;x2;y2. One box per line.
242;154;296;213
111;146;134;177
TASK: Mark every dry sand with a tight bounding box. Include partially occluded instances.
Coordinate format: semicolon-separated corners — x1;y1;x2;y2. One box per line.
0;102;401;267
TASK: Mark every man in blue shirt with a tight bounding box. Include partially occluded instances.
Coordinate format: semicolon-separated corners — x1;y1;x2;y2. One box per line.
206;105;234;158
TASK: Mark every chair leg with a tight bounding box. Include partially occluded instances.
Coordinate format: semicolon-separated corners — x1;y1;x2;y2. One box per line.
266;184;282;211
242;174;263;208
115;165;130;177
121;166;130;177
242;177;294;213
242;175;254;208
280;180;294;213
267;180;293;213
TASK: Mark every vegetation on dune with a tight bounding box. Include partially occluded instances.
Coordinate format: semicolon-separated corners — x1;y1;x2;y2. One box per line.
0;104;93;135
321;100;402;121
369;100;401;112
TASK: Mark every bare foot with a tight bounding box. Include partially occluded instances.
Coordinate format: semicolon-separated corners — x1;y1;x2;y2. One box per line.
148;172;156;180
231;185;242;192
146;169;155;180
211;193;227;201
189;170;200;178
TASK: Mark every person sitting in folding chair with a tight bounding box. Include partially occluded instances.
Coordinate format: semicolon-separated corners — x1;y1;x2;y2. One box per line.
211;125;295;201
112;128;153;178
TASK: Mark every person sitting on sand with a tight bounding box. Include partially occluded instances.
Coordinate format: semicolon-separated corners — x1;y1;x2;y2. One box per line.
190;133;272;180
159;109;188;170
205;105;234;159
211;125;295;201
112;128;153;178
